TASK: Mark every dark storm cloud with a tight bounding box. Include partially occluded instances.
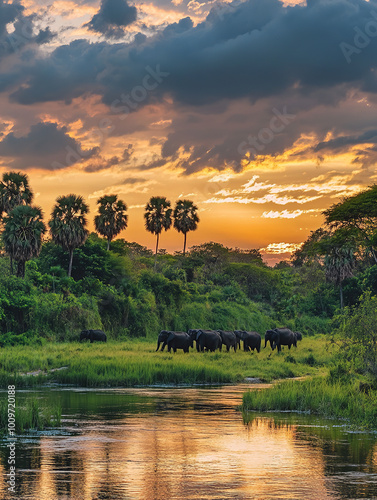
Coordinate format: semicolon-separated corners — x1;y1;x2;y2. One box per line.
5;0;377;173
84;155;121;172
8;0;377;107
314;129;377;152
85;0;137;38
0;1;56;61
0;122;98;169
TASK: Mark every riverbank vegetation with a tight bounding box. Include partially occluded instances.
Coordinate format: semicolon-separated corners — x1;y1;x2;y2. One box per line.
0;336;331;387
0;397;61;435
243;371;377;429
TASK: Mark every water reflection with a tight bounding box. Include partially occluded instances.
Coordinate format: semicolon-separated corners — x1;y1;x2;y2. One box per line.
0;385;377;499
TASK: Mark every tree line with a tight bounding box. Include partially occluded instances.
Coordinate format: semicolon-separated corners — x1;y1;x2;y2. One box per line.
0;171;199;277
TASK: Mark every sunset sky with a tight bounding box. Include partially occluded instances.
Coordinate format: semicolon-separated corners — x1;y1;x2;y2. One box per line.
1;0;377;263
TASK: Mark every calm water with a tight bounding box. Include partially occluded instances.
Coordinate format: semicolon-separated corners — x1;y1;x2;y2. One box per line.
1;384;377;500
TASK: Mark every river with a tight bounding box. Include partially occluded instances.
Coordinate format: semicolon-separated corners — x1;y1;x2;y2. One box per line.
1;384;377;499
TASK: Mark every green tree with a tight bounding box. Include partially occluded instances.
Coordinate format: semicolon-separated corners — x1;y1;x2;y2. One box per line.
144;196;172;268
49;194;89;278
94;195;128;250
173;199;199;255
0;171;33;216
323;185;377;263
0;171;34;274
334;291;377;383
2;205;46;278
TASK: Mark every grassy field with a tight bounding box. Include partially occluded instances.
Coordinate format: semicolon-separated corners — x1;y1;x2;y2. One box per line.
0;335;334;387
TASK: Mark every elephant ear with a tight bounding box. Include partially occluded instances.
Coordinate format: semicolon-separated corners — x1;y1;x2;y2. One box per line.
167;332;175;343
196;331;203;340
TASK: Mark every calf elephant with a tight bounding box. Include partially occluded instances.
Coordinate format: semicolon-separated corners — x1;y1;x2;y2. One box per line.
189;329;222;352
80;329;107;343
217;330;237;352
235;330;261;352
267;328;297;352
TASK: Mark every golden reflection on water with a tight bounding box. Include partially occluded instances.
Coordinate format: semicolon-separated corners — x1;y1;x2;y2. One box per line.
0;385;377;499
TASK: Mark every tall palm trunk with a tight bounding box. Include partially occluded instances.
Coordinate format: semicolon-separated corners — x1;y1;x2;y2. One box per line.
68;249;74;278
154;233;160;269
183;232;187;256
107;238;111;251
17;261;25;278
340;283;344;309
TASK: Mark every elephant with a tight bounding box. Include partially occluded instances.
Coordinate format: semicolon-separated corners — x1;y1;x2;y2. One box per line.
156;330;172;352
80;329;107;343
264;330;275;349
217;330;237;352
156;331;193;353
294;331;303;345
188;329;222;352
235;330;261;352
267;328;297;352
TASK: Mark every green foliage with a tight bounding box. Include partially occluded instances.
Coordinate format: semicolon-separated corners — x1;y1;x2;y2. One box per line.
333;291;377;382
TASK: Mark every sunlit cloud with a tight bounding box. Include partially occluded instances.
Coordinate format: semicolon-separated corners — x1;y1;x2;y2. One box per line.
261;209;320;219
260;242;303;255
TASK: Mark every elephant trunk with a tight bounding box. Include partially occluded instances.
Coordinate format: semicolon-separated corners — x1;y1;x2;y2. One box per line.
156;340;161;352
264;339;267;348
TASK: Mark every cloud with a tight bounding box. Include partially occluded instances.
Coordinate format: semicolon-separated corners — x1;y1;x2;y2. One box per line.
260;242;303;254
83;155;120;172
7;0;377;106
85;0;137;38
261;209;320;219
0;1;56;62
314;129;377;152
0;122;98;170
203;174;363;205
4;0;377;175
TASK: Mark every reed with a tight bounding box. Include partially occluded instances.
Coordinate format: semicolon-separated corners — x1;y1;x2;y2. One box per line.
0;398;61;435
242;376;377;429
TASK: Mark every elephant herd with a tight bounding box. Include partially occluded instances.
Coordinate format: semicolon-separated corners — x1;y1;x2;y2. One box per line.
156;328;303;353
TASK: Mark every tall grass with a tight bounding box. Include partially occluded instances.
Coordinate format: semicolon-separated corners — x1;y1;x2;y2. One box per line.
0;336;333;387
242;376;377;429
0;398;61;435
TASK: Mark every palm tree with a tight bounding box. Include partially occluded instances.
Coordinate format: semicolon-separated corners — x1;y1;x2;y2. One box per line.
173;199;199;255
325;245;355;309
0;171;33;216
2;205;46;278
94;195;128;251
0;171;34;274
49;194;89;277
144;196;172;268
